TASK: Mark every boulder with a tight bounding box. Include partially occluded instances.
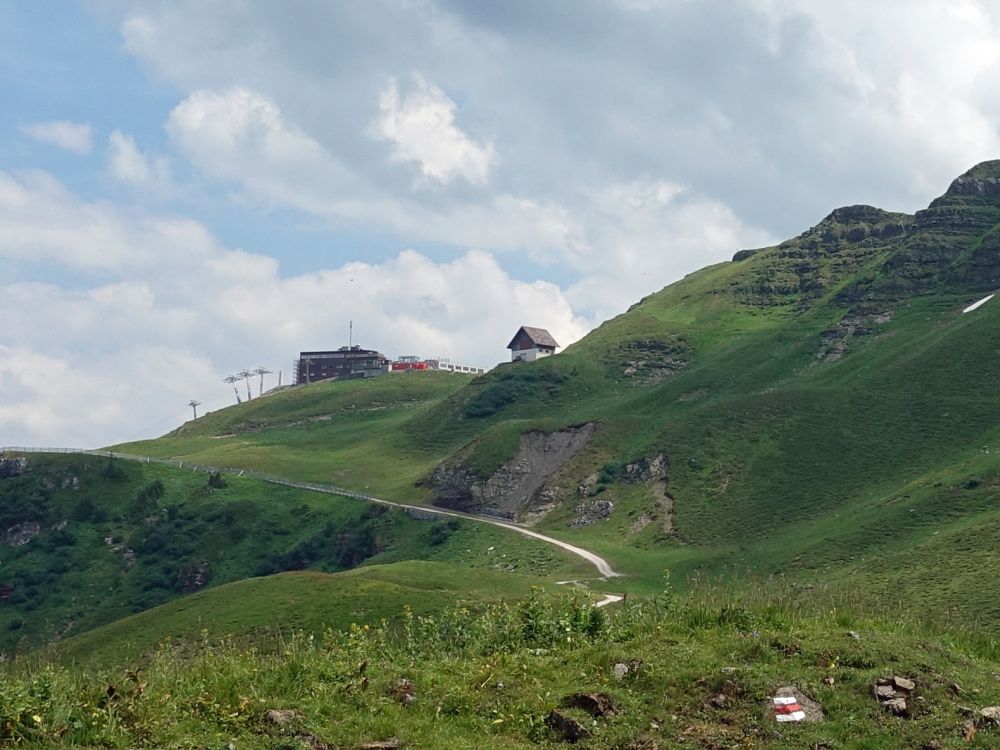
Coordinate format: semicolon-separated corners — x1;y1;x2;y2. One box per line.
770;686;824;723
892;676;916;692
560;691;616;718
980;706;1000;725
883;698;908;717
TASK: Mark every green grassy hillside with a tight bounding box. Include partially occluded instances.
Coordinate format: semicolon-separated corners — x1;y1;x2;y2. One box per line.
0;454;589;658
49;561;560;668
107;162;1000;629
115;372;473;498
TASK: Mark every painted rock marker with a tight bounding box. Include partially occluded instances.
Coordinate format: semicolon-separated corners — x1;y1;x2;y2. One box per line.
773;695;806;723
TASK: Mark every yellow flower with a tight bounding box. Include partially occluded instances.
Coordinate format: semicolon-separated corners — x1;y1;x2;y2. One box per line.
32;715;42;724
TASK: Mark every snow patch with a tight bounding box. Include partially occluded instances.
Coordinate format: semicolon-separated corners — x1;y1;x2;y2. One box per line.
963;293;996;314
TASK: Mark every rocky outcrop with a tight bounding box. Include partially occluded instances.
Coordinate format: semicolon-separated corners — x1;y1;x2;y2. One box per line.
430;424;596;521
609;339;690;386
816;309;893;363
569;497;614;528
5;522;40;547
943;160;1000;198
0;456;28;478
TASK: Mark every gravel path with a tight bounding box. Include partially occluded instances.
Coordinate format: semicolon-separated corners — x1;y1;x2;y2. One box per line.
1;446;622;579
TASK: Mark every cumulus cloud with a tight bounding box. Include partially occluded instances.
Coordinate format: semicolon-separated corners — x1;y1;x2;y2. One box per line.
161;84;769;321
166;86;353;214
107;130;173;193
374;75;495;185
20;120;92;154
0;171;588;447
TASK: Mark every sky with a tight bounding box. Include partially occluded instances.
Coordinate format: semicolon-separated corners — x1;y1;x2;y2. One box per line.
2;0;999;448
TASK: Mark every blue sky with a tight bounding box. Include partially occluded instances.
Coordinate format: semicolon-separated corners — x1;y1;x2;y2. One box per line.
2;0;999;447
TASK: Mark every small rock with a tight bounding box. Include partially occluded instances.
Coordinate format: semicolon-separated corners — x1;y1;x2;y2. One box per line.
388;678;416;706
823;677;835;686
560;692;616;717
963;719;977;742
847;631;861;641
612;662;629;681
958;706;976;716
296;731;332;750
883;697;908;716
892;676;916;692
546;709;590;742
265;709;300;725
980;706;1000;725
720;667;738;674
949;682;962;695
495;681;504;690
353;741;403;750
708;693;728;709
873;685;898;701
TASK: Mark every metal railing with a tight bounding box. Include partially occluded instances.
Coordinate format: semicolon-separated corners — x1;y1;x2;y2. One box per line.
0;445;391;501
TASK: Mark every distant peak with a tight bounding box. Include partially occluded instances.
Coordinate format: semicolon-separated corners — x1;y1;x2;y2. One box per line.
818;205;902;225
946;160;1000;197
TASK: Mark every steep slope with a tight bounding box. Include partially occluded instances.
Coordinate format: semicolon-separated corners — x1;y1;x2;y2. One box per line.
111;161;1000;625
0;454;586;658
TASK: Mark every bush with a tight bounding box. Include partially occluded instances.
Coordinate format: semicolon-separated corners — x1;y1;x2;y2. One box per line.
464;367;566;418
598;461;623;485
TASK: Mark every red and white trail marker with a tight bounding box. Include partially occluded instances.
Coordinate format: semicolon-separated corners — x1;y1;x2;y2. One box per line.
773;695;806;723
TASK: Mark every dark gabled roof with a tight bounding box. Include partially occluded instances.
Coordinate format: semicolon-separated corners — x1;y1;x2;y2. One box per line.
506;326;560;350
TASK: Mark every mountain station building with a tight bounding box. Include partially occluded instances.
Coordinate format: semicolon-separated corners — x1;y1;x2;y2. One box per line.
295;346;390;384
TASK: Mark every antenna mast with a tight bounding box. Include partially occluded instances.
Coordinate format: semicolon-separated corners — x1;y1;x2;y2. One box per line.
188;400;202;420
349;320;353;348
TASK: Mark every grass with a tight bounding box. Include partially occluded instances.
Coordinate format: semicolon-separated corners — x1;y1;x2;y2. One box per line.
0;455;592;658
46;561;563;669
4;586;1000;749
112;372;474;498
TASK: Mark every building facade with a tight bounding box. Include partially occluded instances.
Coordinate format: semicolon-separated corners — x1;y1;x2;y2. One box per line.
507;326;559;362
295;346;390;384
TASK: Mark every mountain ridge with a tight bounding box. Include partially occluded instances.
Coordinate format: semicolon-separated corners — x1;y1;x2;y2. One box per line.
103;160;1000;624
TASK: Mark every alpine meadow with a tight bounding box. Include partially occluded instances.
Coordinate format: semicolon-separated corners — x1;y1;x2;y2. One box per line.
4;161;1000;748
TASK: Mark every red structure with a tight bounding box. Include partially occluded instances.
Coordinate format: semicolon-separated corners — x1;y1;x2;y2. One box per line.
391;361;430;371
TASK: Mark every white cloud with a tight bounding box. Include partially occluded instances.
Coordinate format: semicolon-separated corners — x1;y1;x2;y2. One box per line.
565;180;775;321
161;85;769;319
20;120;92;154
0;170;217;271
374;75;495;185
166;87;353;213
0;171;588;448
107;130;173;193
